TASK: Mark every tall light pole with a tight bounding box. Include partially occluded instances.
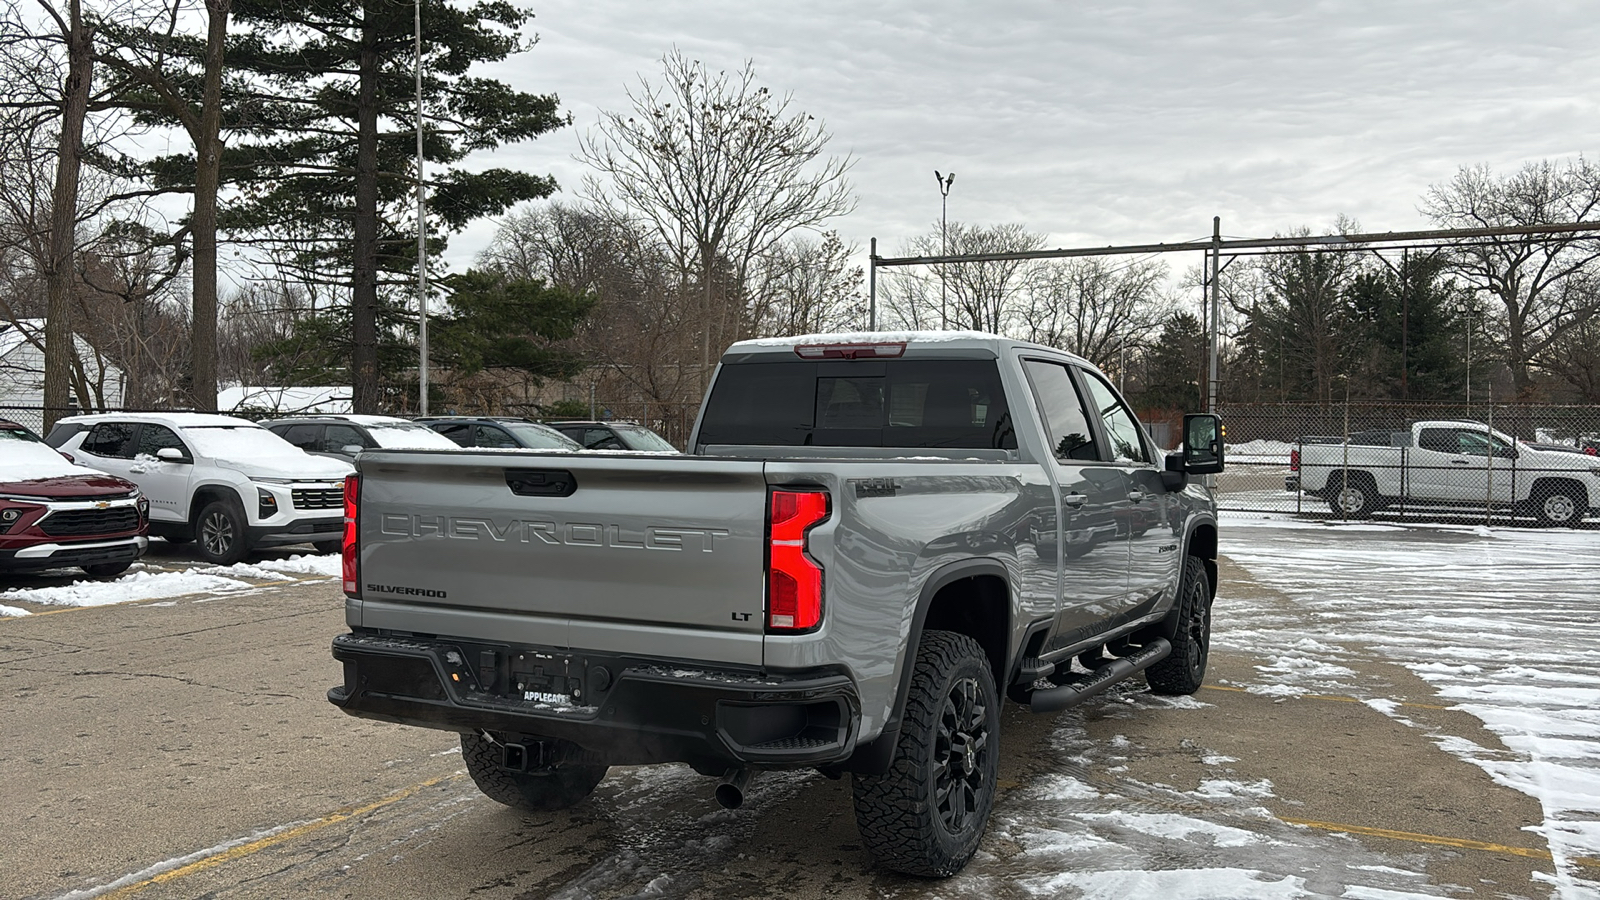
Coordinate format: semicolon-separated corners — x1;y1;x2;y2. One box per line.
414;0;429;415
934;170;954;329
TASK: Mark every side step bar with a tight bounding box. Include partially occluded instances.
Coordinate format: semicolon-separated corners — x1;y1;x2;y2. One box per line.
1027;638;1173;713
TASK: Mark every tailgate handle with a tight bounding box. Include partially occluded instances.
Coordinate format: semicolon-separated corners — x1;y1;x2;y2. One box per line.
505;469;577;497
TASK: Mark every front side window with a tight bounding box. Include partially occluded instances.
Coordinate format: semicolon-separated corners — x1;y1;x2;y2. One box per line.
136;424;191;461
1456;429;1514;458
475;425;520;448
1079;371;1151;465
323;424;370;452
82;423;137;458
1023;360;1098;462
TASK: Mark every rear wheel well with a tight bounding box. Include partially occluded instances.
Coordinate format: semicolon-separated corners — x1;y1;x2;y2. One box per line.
921;574;1009;687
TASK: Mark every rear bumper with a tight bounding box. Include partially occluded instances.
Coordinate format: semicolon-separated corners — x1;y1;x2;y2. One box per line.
328;631;861;771
0;535;147;572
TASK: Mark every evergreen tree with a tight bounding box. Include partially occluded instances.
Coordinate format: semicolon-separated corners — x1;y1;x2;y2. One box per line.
1347;251;1469;401
1135;311;1204;412
220;0;566;410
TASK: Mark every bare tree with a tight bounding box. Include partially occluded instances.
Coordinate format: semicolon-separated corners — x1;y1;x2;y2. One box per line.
1022;256;1169;370
881;222;1042;333
1422;159;1600;397
578;50;854;389
748;230;863;336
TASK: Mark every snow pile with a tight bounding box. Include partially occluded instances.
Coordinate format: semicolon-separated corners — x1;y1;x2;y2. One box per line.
0;551;339;613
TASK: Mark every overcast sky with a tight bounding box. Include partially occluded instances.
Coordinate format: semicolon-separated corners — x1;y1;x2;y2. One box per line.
442;0;1600;280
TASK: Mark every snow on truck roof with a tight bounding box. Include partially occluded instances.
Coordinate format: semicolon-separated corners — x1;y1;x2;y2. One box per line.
727;331;1091;363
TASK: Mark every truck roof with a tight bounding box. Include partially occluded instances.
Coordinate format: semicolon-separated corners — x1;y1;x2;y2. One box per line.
724;330;1090;365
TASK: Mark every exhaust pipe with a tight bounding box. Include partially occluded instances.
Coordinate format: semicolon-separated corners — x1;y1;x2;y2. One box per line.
714;767;754;809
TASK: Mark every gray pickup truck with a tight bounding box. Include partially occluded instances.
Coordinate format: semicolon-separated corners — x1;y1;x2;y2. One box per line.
329;332;1225;876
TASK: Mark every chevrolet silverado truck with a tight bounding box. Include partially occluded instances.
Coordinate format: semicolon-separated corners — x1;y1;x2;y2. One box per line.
1294;419;1600;526
329;332;1225;876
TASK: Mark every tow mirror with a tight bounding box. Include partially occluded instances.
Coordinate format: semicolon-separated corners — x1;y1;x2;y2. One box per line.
1182;414;1225;475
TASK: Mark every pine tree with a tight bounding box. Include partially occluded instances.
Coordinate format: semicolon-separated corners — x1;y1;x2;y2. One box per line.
219;0;566;410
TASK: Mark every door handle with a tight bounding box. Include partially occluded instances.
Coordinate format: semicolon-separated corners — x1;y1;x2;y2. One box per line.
1063;493;1087;509
1128;490;1146;503
1449;459;1471;465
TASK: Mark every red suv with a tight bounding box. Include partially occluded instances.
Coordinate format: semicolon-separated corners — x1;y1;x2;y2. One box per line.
1;419;149;577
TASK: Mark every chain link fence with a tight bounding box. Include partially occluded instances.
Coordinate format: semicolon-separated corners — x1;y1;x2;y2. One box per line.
1216;402;1600;526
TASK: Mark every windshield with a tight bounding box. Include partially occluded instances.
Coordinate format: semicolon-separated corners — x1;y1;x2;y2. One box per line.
614;425;678;452
506;423;582;450
365;423;460;450
2;425;42;444
184;425;311;460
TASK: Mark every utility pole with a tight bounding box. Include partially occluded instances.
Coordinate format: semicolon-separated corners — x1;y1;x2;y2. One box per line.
415;0;429;415
935;170;954;329
1207;217;1221;413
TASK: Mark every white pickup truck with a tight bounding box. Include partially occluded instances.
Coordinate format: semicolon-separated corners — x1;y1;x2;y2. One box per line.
1294;419;1600;526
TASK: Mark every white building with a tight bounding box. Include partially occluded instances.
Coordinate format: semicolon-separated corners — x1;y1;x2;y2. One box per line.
0;319;124;412
217;384;352;415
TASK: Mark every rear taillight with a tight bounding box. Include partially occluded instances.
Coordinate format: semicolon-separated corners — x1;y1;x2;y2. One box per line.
767;489;829;632
342;474;360;597
1289;449;1300;472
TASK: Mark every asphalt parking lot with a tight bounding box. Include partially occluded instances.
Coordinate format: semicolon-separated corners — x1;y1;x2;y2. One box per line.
2;523;1595;899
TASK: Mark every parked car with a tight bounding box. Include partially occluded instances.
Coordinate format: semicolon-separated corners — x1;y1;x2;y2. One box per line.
264;414;462;462
546;420;679;452
46;412;353;564
416;417;583;451
1;418;148;577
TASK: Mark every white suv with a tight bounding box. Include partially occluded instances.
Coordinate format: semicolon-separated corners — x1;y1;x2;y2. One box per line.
46;412;353;564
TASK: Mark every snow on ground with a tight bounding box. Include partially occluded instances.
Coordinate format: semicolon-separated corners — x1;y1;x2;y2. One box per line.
0;552;339;613
1229;439;1297;463
1219;513;1600;898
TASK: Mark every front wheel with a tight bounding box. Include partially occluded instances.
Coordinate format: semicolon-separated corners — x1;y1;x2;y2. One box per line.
852;630;999;877
195;499;249;565
1531;483;1587;528
1146;556;1212;695
460;732;607;811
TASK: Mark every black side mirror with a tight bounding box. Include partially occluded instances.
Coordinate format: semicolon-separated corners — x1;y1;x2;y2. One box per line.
1183;414;1226;475
1161;452;1188;492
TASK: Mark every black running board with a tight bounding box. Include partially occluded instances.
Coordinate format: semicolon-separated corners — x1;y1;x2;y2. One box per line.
1027;638;1173;713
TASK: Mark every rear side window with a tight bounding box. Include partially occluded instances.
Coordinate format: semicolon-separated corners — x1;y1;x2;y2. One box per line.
82;423;137;458
698;359;1015;449
277;424;322;451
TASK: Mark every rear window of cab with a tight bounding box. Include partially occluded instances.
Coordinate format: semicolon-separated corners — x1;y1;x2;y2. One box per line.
697;359;1015;449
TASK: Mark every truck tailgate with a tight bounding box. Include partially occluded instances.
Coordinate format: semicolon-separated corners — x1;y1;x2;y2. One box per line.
355;451;769;644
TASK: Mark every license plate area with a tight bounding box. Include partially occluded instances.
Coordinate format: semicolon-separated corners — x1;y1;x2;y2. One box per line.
507;650;585;706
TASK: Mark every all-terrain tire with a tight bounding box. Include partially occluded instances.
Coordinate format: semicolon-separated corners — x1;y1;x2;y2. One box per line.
1146;556;1212;695
1530;481;1587;528
195;499;249;565
1326;471;1381;518
460;732;607;812
82;561;131;578
851;630;999;877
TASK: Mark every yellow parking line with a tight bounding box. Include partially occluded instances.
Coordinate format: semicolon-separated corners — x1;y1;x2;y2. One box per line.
1279;816;1600;869
99;773;462;899
1202;683;1450;710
